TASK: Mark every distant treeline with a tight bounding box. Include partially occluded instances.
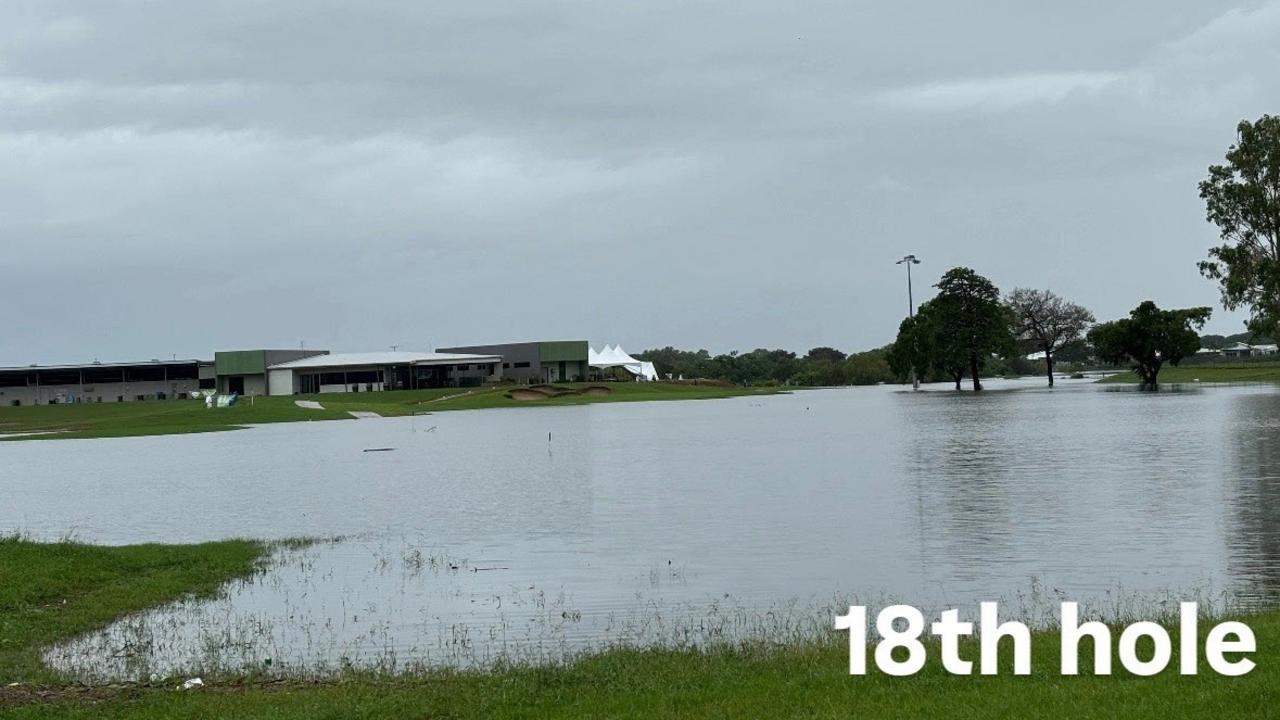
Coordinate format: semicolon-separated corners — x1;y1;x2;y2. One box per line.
633;327;1263;388
632;347;893;386
1199;332;1275;348
630;346;1077;387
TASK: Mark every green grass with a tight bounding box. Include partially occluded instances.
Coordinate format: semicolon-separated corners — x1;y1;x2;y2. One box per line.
0;383;781;441
1;538;1276;718
0;537;265;684
1099;362;1280;384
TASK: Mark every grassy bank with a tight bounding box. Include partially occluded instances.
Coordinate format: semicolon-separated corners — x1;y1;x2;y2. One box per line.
2;539;1275;718
0;383;781;441
1099;362;1280;384
0;537;265;684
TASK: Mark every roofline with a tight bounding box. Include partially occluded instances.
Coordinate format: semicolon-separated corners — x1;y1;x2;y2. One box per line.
438;340;587;349
267;353;502;370
214;349;331;354
0;359;209;372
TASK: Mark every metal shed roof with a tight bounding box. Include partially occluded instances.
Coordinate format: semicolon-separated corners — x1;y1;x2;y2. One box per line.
267;351;501;370
0;358;207;373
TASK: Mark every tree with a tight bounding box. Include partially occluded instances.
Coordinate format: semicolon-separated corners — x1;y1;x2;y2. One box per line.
793;347;848;386
885;299;970;390
843;350;894;385
1198;334;1228;350
804;347;847;365
1087;301;1211;389
887;314;933;386
1198;115;1280;338
1006;288;1095;387
931;268;1014;391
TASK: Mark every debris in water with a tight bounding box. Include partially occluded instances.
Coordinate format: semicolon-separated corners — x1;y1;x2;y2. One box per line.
363;447;396;453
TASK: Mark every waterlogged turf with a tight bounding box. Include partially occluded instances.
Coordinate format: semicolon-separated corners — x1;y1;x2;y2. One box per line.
1;538;1275;719
5;617;1276;718
0;537;265;684
0;383;781;441
1099;362;1280;385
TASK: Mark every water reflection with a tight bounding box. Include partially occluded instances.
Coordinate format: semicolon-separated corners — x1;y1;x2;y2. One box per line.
1222;391;1280;606
3;378;1280;679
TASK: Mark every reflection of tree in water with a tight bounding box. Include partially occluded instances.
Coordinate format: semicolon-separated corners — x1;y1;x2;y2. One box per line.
904;390;1022;580
1222;392;1280;607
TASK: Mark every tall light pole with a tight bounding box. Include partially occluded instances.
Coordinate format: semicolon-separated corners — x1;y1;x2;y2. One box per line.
896;254;922;390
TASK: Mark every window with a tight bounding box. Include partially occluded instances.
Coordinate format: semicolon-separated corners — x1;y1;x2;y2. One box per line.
513;361;531;369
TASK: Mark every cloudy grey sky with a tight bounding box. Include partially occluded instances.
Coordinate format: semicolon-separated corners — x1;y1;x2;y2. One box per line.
3;1;1277;364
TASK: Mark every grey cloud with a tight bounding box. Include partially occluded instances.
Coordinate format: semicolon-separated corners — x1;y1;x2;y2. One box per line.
1;1;1274;365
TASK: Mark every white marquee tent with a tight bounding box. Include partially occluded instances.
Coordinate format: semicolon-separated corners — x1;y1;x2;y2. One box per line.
589;344;659;382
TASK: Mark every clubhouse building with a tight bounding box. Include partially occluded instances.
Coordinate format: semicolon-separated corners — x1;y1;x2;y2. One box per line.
2;340;593;405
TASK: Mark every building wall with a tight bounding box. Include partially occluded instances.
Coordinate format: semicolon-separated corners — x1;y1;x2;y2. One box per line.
267;369;297;396
271;361;501;396
0;379;202;406
539;341;589;363
216;349;325;396
0;361;208;406
438;342;588;383
447;361;501;385
214;350;266;377
538;341;589;383
198;363;216;389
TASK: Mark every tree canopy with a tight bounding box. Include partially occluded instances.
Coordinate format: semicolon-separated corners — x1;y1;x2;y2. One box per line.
930;268;1014;391
886;268;1014;391
1199;115;1280;338
1006;288;1095;387
886;299;967;389
1087;301;1211;388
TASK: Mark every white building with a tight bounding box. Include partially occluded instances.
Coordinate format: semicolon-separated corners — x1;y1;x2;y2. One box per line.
264;351;502;396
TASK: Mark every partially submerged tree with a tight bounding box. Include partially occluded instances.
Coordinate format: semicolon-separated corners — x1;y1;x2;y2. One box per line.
1087;301;1211;389
1006;288;1095;387
886;299;970;389
1199;115;1280;338
887;313;931;386
931;268;1013;391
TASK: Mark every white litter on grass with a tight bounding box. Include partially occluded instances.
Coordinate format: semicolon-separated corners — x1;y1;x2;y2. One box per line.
294;400;324;410
348;411;382;419
178;677;203;690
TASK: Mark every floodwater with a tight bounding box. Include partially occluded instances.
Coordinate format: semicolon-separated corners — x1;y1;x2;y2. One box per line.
6;378;1280;679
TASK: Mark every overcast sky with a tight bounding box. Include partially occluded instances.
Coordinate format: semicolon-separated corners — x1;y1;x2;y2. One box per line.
3;1;1278;364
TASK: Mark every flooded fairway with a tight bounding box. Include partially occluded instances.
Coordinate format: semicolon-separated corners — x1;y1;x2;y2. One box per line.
7;378;1280;679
